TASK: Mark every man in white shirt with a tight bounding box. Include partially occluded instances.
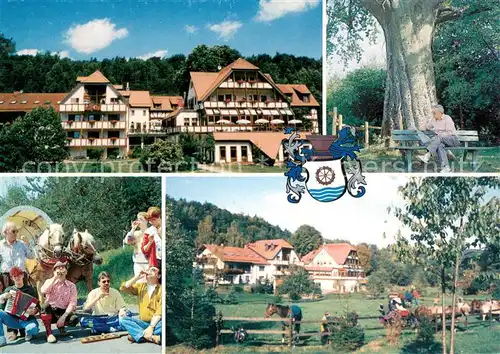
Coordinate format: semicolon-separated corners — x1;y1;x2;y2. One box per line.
123;212;149;282
417;104;459;172
0;221;34;291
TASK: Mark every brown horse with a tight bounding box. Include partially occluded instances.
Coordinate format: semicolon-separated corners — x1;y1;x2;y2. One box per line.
25;223;67;304
66;229;103;293
265;304;302;344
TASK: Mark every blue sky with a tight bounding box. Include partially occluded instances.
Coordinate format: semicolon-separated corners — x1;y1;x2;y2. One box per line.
166;176;500;247
1;0;322;60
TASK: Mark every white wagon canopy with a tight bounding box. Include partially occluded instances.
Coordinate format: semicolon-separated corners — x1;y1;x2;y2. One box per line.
0;205;53;243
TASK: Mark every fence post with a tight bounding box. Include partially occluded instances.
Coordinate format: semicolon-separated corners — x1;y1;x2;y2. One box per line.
338;114;343;131
365;121;369;147
332;107;337;136
288;317;293;347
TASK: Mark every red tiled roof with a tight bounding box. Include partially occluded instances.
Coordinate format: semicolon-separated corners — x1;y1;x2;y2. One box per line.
151;96;183;111
79;70;110;84
301;243;356;265
0;92;66;112
276;84;319;107
204;244;268;265
246;239;293;260
119;90;152;107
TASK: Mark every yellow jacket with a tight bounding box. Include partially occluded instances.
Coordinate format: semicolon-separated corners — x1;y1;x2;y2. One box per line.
120;282;162;322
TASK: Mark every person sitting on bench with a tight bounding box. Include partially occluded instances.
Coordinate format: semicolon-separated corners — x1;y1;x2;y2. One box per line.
119;266;161;345
80;271;132;334
417;104;459;173
40;261;79;343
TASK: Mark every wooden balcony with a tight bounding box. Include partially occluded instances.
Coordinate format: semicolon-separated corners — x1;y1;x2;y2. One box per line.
219;81;273;89
101;104;127;112
62;120;127;130
59;104;85;113
203;101;289;109
66;138;127;147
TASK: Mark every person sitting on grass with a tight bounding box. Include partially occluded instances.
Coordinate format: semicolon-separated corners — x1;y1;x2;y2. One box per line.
0;266;39;347
119;266;161;345
416;104;459;173
80;271;132;334
40;260;78;343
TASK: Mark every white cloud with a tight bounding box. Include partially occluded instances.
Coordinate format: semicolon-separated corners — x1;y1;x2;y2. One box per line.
208;20;242;41
256;0;320;22
137;49;168;60
185;25;198;34
16;49;40;56
51;50;71;59
64;18;128;54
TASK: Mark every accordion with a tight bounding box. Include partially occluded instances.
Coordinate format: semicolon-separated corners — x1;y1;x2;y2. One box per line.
5;290;38;320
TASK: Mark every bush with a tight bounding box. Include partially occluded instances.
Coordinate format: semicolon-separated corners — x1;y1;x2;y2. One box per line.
139;139;188;172
87;148;104;161
130;147;143;159
330;316;365;352
250;279;274;294
233;285;244;293
492;285;500;300
224;286;239;304
384;311;405;346
204;286;219;303
416;317;435;344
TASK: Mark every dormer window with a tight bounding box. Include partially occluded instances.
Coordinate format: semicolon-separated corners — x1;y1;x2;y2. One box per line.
302;94;310;103
10;100;16;104
0;101;3;104
44;101;51;104
34;100;40;104
21;100;27;104
154;103;161;109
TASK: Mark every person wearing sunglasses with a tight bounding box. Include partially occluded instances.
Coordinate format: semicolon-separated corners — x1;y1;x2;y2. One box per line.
80;271;132;334
119;266;162;345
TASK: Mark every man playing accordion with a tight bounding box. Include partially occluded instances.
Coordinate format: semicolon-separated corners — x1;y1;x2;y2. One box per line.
0;266;39;347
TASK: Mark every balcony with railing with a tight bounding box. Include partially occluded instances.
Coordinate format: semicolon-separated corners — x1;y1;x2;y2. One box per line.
66;138;127;147
62;120;127;130
60;101;127;113
203;101;289;109
219;80;273;89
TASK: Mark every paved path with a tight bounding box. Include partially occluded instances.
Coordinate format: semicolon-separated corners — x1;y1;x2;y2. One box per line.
2;306;161;354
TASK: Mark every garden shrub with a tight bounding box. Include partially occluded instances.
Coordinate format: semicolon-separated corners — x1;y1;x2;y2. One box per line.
330;315;365;352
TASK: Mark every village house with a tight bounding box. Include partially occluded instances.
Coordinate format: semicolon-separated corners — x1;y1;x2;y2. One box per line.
195;239;301;287
170;58;320;164
301;243;366;294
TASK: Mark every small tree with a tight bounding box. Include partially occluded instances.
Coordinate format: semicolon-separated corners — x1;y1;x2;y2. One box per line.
278;266;318;300
290;225;324;257
140;139;186;172
367;268;389;298
392;177;500;354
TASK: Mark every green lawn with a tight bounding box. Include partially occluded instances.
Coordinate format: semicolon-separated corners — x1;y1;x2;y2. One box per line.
358;146;500;173
62;159;145;173
170;290;499;353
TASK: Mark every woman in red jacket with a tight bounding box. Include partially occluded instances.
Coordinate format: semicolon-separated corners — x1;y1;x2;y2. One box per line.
141;207;161;269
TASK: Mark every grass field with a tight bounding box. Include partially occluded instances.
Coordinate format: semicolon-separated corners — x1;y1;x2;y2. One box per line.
169;289;500;353
358;146;500;173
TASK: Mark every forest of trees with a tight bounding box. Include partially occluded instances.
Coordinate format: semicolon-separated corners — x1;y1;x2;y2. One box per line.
0;35;322;121
168;196;292;248
0;177;161;250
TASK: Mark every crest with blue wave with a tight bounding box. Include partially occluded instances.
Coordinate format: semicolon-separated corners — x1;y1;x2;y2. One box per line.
282;127;367;204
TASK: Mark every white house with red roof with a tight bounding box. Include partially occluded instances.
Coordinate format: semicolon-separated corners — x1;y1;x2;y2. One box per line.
0;70;183;159
195;239;301;286
301;243;366;294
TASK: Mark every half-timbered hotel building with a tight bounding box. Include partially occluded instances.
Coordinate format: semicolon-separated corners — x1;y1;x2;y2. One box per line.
0;58;319;162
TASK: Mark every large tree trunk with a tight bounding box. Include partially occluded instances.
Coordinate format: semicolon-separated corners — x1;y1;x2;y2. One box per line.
364;1;441;136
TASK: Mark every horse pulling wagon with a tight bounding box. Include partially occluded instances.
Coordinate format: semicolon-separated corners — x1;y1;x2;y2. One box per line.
0;206;102;303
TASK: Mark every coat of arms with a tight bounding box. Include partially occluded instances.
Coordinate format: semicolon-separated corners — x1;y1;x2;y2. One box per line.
282;127;367;203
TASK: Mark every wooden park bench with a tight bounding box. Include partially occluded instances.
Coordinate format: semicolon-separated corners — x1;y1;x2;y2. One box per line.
391;130;491;172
